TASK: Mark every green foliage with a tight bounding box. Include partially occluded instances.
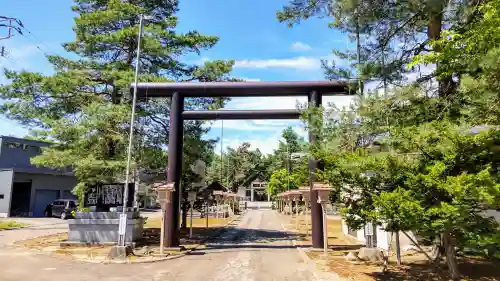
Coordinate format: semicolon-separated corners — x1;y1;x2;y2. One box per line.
279;0;500;278
206;142;266;191
267;168;299;196
0;0;235;199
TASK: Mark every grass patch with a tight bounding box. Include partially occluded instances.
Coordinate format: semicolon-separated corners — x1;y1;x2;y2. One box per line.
0;220;26;229
144;217;231;229
14;215;234;261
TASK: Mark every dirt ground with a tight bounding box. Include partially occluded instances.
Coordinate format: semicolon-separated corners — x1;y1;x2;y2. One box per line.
15;217;233;259
282;214;500;281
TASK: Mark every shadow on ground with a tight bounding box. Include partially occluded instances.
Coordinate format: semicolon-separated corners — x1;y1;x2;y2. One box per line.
140;226;306;249
368;258;500;281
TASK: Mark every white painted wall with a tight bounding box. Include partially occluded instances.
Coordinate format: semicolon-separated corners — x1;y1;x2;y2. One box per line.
485;209;500;222
341;219;418;251
0;170;14;218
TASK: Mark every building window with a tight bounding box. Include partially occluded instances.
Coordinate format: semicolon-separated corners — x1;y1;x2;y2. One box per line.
24;145;41;153
3;141;23;149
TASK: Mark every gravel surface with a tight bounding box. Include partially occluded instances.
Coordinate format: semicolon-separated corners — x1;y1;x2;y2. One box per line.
0;210;319;281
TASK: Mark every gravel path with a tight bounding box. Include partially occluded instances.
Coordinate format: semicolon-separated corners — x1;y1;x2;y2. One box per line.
0;210;318;281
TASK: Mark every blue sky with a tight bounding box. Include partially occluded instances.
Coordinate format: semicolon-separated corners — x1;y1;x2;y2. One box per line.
0;0;355;154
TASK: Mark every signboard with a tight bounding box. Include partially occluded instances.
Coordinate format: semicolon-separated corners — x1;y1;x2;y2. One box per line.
84;183;135;210
364;223;374;236
118;213;127;235
188;191;197;202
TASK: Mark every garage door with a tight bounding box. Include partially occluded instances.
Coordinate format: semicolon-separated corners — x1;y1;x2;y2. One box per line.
33;190;59;217
62;190;77;200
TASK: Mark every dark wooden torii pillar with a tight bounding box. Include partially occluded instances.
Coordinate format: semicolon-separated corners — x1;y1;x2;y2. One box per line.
133;81;348;248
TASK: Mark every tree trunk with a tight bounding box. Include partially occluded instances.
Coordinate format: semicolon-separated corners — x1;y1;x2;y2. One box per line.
443;232;460;280
395;231;402;266
427;3;455;97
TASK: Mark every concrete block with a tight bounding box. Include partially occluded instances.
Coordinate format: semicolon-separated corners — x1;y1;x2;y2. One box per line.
68;212;145;244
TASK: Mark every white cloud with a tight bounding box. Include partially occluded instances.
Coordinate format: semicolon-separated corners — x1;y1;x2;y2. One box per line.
203;95;356;153
212;126;308;155
234;56;322;70
227;96;355;111
238;77;261;82
290;41;312;52
193;56;210;66
0;43;38;71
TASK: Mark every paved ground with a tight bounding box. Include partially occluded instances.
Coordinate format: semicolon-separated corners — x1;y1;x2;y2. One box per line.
0;210;318;281
0;210;162;246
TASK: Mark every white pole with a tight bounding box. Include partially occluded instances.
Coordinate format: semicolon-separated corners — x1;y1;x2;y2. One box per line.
216;200;219;219
119;14;145;247
295;199;299;230
160;207;165;255
322;203;328;255
205;202;209;228
189;203;194;238
304;200;309;236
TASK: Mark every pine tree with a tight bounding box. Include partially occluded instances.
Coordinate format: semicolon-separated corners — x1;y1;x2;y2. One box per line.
0;0;235;201
277;0;483;96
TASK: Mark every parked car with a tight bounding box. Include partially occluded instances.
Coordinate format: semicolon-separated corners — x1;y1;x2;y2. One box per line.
44;199;77;220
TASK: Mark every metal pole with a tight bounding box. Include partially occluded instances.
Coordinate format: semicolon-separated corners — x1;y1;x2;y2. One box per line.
189;204;193;238
322;203;328;255
308;91;324;249
295;198;299;230
220;120;223;182
160;206;165;255
304;200;309;236
215;200;219;219
205;202;209;228
119;14;145;247
286;144;289;190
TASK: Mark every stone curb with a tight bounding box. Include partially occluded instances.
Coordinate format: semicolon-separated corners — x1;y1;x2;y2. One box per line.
75;213;243;264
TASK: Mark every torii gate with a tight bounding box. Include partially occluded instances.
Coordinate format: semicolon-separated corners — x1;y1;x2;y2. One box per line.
132;81;348;249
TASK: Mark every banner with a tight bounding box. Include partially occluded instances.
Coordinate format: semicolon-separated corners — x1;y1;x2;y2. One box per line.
84;183;135;210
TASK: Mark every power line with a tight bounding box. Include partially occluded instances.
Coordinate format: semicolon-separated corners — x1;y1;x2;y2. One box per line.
18;24;59;56
0;15;24;41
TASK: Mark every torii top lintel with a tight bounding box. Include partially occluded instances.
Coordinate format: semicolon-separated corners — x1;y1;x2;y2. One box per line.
132;80;348;98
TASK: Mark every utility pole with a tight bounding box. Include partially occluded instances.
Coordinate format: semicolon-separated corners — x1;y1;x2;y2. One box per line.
0;16;23;59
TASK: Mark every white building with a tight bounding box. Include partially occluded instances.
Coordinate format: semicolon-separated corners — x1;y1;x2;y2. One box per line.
236;173;270;202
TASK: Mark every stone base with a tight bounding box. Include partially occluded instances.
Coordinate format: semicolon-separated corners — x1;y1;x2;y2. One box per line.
68;212;145;244
59;241;137;247
107;245;133;259
309;247;328;252
163;246;186;252
357;247;384;262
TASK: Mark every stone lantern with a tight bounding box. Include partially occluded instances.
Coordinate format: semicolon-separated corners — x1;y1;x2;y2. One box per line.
225;192;236;216
213;190;224;218
280;191;290;215
288;190;302;230
276;192;283;213
312;182;334;255
299;186;311;236
187;190;197;238
201;188;213;228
